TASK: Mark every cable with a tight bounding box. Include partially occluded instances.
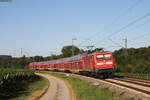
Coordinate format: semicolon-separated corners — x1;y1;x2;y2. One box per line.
124;18;150;34
93;11;150;46
78;0;142;47
108;38;124;48
130;32;150;42
106;18;150;49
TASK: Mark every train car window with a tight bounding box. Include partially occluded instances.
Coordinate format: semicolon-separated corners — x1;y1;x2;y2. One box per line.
96;55;104;60
104;54;112;59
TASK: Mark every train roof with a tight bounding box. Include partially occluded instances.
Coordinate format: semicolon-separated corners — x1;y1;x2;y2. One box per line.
29;51;113;65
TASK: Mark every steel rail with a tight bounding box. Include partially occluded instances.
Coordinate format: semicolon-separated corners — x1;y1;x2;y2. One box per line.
104;79;150;95
125;77;150;84
112;78;150;87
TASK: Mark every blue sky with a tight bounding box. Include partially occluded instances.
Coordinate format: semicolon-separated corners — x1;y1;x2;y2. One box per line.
0;0;150;57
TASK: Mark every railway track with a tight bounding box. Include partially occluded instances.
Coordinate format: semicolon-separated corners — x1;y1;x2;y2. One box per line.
124;77;150;84
105;78;150;95
54;72;150;100
112;77;150;87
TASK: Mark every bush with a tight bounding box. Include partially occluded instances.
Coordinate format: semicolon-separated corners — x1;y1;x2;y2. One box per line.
0;69;39;99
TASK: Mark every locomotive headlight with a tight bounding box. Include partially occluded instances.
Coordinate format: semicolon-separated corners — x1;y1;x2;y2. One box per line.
106;62;113;64
97;62;104;65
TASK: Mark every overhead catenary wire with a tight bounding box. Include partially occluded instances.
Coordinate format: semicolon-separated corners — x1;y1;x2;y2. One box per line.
93;11;150;46
78;0;143;48
109;12;150;38
108;38;124;48
129;32;150;42
129;34;150;47
106;18;150;49
124;18;150;34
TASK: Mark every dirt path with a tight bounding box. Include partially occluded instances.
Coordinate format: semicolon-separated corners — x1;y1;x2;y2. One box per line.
36;73;72;100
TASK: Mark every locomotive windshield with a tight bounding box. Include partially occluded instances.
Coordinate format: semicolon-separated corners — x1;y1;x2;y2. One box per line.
96;54;112;60
104;54;111;59
96;55;104;60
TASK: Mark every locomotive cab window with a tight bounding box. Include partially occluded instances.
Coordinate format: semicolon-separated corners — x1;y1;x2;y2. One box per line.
104;54;112;59
96;54;112;60
96;55;104;60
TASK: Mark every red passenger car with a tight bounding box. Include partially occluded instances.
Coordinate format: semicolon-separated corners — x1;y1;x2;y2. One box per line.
29;51;115;78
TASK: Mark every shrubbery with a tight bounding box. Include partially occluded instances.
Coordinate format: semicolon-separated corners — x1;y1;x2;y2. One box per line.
0;69;40;99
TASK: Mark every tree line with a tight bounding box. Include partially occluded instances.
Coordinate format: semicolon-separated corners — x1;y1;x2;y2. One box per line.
0;45;150;74
0;45;84;69
114;46;150;74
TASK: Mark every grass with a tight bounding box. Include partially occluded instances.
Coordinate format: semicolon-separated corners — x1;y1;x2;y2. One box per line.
9;76;49;100
115;72;150;80
40;71;136;100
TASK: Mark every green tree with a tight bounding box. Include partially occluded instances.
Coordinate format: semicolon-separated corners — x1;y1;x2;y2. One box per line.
114;46;150;74
33;56;44;62
61;45;82;57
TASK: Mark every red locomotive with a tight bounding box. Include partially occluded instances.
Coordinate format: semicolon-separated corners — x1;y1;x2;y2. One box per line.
29;51;115;78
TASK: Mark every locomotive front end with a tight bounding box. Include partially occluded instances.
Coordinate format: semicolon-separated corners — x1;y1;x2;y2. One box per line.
93;52;115;77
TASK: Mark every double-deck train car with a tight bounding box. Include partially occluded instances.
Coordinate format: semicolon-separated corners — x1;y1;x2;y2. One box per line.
29;51;115;78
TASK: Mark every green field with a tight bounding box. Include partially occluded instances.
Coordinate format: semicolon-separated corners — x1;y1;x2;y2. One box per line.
41;72;136;100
